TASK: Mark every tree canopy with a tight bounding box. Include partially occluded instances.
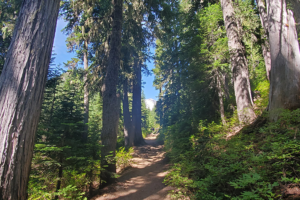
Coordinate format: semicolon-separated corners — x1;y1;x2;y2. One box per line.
0;0;299;199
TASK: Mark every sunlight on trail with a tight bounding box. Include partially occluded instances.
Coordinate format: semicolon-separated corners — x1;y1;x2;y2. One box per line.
91;134;173;200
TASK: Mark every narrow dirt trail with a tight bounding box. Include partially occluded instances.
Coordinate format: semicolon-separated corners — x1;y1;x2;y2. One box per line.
91;134;173;200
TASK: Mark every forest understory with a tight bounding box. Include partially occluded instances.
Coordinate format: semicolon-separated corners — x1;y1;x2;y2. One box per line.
0;0;300;199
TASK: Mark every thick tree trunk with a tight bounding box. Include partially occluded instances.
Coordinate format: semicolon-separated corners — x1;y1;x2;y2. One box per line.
132;59;145;145
267;0;300;121
83;34;89;142
220;0;256;123
100;0;122;187
257;0;271;80
123;77;134;147
0;1;60;199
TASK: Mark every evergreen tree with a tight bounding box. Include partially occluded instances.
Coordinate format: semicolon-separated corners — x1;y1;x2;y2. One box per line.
29;66;103;199
220;0;256;123
100;0;123;186
123;76;134;147
0;0;22;76
132;58;145;145
0;0;60;199
256;0;271;80
267;0;300;121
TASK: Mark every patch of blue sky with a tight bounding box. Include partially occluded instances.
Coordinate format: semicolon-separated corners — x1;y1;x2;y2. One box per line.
53;19;158;100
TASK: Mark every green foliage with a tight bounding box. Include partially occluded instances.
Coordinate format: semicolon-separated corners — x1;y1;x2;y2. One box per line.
164;109;300;199
141;92;160;137
0;0;22;75
29;184;87;200
254;80;269;110
229;173;279;200
153;0;279;199
53;185;87;200
28;67;102;199
116;147;134;171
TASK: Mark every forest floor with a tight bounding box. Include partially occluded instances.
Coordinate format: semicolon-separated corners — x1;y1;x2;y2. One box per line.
91;134;174;200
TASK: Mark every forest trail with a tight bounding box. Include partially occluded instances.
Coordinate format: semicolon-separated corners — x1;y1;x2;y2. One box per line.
91;134;174;200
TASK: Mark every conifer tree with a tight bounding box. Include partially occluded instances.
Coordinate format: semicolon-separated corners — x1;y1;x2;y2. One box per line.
100;0;123;186
83;27;89;142
28;65;102;199
121;0;160;145
0;0;60;199
256;0;271;80
0;0;22;76
123;76;134;147
220;0;256;123
132;58;145;145
121;42;134;147
267;0;300;120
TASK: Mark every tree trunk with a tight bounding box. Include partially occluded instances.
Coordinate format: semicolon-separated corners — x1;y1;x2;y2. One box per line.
132;59;145;145
123;77;134;147
54;154;63;200
286;0;300;41
256;0;272;80
261;43;271;80
216;72;226;125
100;0;122;187
267;0;300;121
158;87;163;126
0;0;60;199
83;28;89;142
220;0;256;123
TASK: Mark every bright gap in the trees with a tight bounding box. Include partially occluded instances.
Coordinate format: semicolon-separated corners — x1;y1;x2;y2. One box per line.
53;18;158;101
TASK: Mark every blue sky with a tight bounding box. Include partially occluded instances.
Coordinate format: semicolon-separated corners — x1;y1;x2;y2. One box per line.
53;19;159;100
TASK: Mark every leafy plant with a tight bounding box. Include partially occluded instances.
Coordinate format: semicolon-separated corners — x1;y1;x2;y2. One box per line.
116;147;134;171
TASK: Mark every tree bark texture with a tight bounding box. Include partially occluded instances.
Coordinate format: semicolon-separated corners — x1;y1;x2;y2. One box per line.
267;0;300;120
216;72;226;125
257;0;272;80
220;0;256;123
123;77;134;147
100;0;123;187
0;0;60;199
286;0;300;40
83;36;89;143
132;59;145;145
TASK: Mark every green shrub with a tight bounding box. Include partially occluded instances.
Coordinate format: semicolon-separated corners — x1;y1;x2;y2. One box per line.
164;109;300;199
116;147;134;171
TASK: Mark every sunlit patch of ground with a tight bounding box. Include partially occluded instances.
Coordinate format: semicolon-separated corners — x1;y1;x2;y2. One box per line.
91;134;174;200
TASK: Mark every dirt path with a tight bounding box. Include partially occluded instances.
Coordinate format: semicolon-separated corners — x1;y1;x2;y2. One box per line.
91;134;173;200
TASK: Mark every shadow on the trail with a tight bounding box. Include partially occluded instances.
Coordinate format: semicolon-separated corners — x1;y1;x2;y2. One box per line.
113;167;170;200
91;137;172;200
118;155;168;182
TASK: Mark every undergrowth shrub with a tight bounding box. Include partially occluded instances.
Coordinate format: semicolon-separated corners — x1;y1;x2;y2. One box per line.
116;147;134;171
28;144;97;200
164;109;300;199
